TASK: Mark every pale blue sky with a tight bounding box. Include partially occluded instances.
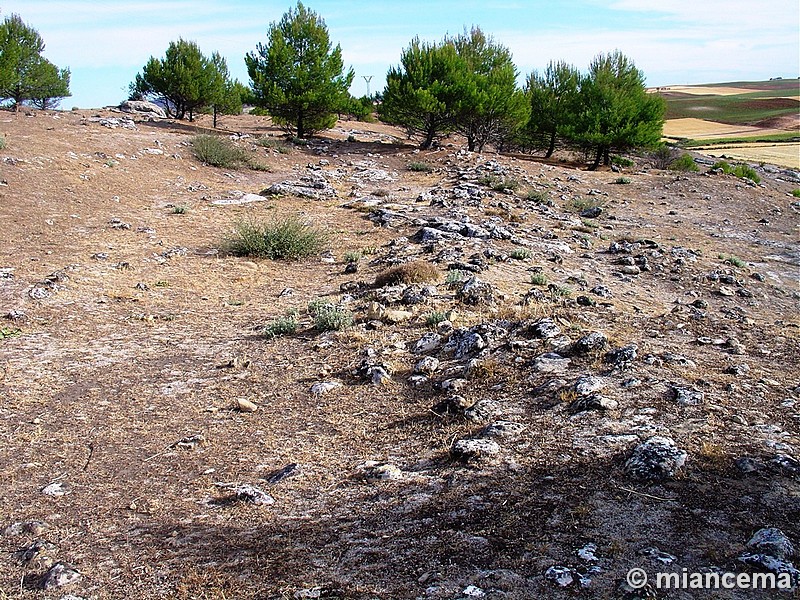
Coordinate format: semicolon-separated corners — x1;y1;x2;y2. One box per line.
3;0;798;109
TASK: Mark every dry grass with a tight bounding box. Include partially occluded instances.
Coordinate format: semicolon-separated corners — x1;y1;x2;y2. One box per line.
373;260;439;287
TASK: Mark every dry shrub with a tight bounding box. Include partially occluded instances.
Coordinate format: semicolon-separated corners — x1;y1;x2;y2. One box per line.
374;260;439;287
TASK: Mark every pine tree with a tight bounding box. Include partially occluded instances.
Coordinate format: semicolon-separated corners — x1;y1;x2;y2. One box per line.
525;60;581;158
0;14;71;110
246;2;354;138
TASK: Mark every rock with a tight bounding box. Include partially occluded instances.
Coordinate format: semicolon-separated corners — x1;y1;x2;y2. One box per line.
235;398;258;412
605;344;638;366
412;332;443;354
171;434;206;450
734;456;763;474
569;394;618;413
41;562;81;589
414;356;440;374
480;421;525;438
531;317;561;339
210;191;267;206
359;461;403;482
41;482;70;497
265;463;299;484
671;386;704;406
574;375;607;396
544;566;576;587
450;438;501;460
310;381;342;395
383;309;413;323
216;483;275;506
443;329;487;358
14;539;57;565
641;547;677;564
625;436;687;480
620;265;641;275
591;285;613;298
531;353;571;373
367;366;392;386
662;353;697;368
724;363;750;376
456;276;495;306
261;175;336;200
771;454;800;475
577;543;599;561
119;100;167;118
3;521;48;537
746;528;795;560
570;331;608;355
580;206;603;218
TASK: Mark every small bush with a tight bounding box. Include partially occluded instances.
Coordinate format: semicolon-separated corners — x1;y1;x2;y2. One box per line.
374;260;438;287
731;163;760;184
445;269;468;288
549;284;572;298
530;272;548;286
308;301;353;331
651;145;679;169
719;254;746;268
343;250;362;264
0;326;21;340
566;197;603;213
614;177;631;184
425;311;448;326
791;189;800;198
263;315;298;338
347;134;357;143
255;137;290;154
669;154;699;172
510;248;532;260
192;135;249;168
408;161;433;173
611;155;634;168
0;136;6;150
526;190;552;205
171;205;188;215
712;160;733;174
225;217;327;260
479;175;519;191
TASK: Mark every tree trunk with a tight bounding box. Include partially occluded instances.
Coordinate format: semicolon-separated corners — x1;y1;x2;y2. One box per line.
467;135;476;152
420;127;435;150
589;146;603;171
188;107;194;122
297;110;304;139
603;148;610;165
545;130;556;158
213;106;218;128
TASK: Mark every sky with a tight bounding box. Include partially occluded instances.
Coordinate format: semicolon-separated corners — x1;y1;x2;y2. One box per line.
2;0;798;109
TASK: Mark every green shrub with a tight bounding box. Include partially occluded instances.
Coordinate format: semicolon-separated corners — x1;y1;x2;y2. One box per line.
712;160;733;174
510;248;532;260
530;272;547;286
566;197;603;213
308;300;353;331
225;217;327;260
479;175;519;191
171;205;188;215
0;326;21;340
611;155;634;168
255;137;289;154
263;315;298;338
192;134;249;168
343;250;362;264
526;190;552;205
792;189;800;198
614;177;631;184
0;136;7;150
408;161;433;173
425;311;448;326
669;153;699;172
445;269;468;288
719;254;746;268
731;163;760;184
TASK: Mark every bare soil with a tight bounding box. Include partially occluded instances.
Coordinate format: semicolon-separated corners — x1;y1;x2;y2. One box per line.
0;109;798;600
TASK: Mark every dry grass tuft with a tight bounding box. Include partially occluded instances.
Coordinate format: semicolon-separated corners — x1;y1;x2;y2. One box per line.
374;260;439;287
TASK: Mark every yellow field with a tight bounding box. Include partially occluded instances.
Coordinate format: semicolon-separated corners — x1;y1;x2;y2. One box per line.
663;85;761;96
696;143;800;170
663;118;790;140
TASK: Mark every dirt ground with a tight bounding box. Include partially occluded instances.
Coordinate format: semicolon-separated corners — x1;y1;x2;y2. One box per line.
0;109;798;599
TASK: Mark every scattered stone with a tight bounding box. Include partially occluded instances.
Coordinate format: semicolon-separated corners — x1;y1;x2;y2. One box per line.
724;363;750;376
412;332;443;354
41;482;70;497
605;344;638;367
641;547;677;565
414;356;440;375
735;456;763;474
591;285;613;298
624;436;688;480
359;461;403;482
747;528;795;559
450;438;501;461
531;353;571;373
570;331;608;355
580;206;603;218
235;398;258;412
577;543;599;561
3;521;48;537
118;99;167;118
671;385;704;406
215;483;275;506
574;375;608;396
544;566;576;587
480;421;525;438
569;394;618;413
41;562;81;589
14;539;57;565
171;434;206;450
310;381;343;395
261;175;336;200
456;276;495;306
531;317;561;339
443;329;487;358
771;454;800;475
265;463;299;484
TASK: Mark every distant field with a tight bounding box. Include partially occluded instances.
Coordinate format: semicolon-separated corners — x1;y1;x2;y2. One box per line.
658;79;799;168
658;79;799;125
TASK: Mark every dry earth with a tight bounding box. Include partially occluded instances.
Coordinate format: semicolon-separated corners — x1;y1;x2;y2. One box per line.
0;109;799;600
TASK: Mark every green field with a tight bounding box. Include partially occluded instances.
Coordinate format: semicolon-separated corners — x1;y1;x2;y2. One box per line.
660;79;799;125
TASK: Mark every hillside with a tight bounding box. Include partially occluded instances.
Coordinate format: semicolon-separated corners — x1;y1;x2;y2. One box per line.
0;108;798;599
